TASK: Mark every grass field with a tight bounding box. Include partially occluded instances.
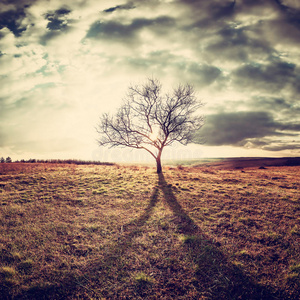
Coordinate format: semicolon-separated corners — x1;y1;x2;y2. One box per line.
0;162;299;299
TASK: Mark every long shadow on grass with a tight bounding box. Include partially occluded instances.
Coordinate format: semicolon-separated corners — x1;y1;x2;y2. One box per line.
79;173;284;299
74;173;285;299
158;173;283;300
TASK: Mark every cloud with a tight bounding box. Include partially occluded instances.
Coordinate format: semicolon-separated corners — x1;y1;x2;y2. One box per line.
204;25;274;63
0;8;27;37
45;7;71;31
123;51;223;87
249;96;300;120
197;111;300;147
37;6;75;45
232;60;297;93
86;16;176;43
103;2;136;13
178;0;236;18
274;0;300;25
241;136;300;152
262;142;300;152
185;63;222;86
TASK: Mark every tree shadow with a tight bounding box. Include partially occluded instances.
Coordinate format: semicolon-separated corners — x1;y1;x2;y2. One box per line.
76;185;161;299
75;173;286;299
157;173;283;300
158;173;199;235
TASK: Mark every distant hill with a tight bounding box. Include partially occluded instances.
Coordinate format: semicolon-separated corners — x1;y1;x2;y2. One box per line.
193;157;300;169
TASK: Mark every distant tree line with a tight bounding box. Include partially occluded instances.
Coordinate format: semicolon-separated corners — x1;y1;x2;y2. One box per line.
0;157;114;166
0;157;12;163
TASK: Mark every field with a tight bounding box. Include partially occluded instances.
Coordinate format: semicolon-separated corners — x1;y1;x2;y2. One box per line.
0;162;299;299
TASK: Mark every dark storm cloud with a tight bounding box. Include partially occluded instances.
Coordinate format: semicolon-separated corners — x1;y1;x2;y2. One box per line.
236;0;300;45
210;0;236;19
263;143;300;151
86;16;175;41
197;111;300;147
179;0;236;18
182;0;300;60
39;7;73;45
279;122;300;132
0;8;27;37
235;0;300;21
46;19;67;31
53;8;72;16
179;0;236;37
0;0;36;5
103;2;135;13
205;25;273;62
250;96;300;117
124;51;222;87
274;0;300;27
44;7;71;31
232;61;297;93
0;0;40;36
234;137;300;152
184;63;222;86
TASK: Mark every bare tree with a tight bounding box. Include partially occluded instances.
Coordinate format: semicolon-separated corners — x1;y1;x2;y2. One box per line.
96;78;204;173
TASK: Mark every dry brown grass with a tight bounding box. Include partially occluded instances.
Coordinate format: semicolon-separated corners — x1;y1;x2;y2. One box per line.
0;163;299;299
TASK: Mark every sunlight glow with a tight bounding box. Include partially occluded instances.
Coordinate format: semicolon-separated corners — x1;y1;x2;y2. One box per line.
149;126;160;142
149;131;158;141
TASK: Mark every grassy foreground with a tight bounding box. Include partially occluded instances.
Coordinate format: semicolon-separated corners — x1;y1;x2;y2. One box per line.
0;163;299;299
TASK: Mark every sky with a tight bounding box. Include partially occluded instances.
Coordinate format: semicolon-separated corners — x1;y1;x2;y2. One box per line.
0;0;300;163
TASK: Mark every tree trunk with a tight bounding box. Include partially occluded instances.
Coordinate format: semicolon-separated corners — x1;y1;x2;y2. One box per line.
156;156;162;174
